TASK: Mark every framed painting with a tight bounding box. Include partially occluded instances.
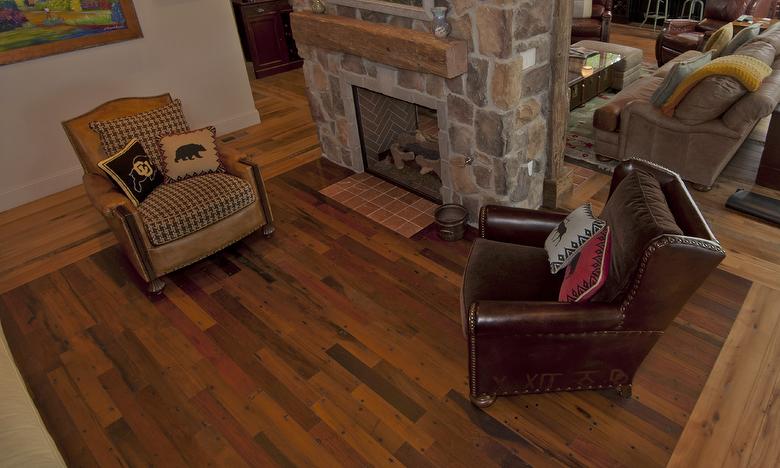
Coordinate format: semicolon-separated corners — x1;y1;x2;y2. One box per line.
0;0;142;66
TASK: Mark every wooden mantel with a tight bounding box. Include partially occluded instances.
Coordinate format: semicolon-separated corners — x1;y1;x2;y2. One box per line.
290;12;467;79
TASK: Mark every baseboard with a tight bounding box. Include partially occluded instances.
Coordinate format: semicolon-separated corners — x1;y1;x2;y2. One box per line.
0;165;84;213
211;109;261;135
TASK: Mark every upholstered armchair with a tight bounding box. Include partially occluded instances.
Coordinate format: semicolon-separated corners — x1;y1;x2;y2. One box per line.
63;94;274;294
572;0;613;43
655;0;778;65
461;160;724;408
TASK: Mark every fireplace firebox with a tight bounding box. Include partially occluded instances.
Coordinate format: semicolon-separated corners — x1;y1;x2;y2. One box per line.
353;86;443;203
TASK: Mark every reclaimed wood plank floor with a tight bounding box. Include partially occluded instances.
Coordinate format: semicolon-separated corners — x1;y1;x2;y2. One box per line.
0;158;750;467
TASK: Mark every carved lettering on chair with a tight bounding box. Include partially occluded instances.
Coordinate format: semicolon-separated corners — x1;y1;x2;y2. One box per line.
609;369;629;385
525;374;539;388
574;370;599;387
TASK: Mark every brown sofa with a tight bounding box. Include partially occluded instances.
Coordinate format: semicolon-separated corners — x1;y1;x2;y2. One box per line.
655;0;778;66
572;0;612;43
593;24;780;190
462;159;724;408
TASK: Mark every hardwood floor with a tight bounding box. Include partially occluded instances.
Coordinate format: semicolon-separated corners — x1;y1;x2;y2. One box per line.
0;159;750;467
2;33;780;465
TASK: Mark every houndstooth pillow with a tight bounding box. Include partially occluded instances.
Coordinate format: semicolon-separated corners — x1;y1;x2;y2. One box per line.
89;99;189;167
544;203;606;274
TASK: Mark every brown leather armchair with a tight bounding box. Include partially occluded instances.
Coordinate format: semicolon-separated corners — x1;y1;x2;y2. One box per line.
572;0;613;43
63;94;274;294
655;0;777;65
461;160;725;408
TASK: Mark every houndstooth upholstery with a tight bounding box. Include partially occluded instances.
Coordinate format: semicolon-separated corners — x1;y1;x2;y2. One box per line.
89;99;189;167
138;173;256;246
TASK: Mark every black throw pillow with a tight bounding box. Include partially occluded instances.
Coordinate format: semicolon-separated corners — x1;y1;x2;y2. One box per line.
97;139;162;206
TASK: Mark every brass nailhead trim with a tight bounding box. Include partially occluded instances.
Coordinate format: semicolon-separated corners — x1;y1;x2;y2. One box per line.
479;206;488;239
157;225;262;276
468;303;479;397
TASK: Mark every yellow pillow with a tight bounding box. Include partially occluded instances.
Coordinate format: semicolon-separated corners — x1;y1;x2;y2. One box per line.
661;55;772;117
703;23;733;54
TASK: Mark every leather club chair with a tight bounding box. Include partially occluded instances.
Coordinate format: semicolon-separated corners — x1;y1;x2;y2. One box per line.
461;160;725;408
63;94;274;294
572;0;613;43
655;0;778;65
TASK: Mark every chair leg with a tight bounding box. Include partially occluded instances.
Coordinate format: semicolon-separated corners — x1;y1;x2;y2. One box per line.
262;222;275;238
147;278;166;294
470;394;497;409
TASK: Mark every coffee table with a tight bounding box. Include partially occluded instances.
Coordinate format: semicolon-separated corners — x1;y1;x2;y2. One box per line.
568;52;622;111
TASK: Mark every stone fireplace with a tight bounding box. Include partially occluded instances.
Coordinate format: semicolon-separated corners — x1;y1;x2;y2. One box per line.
290;0;557;221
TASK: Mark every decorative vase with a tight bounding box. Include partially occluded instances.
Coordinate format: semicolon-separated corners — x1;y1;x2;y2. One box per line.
431;7;450;38
311;0;326;14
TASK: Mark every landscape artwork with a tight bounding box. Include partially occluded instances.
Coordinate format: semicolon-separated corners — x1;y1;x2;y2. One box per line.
0;0;141;65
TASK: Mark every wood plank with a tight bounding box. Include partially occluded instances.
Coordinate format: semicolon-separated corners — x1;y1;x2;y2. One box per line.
290;11;467;78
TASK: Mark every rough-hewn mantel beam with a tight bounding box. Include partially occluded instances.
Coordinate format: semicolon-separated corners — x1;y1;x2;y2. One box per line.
290;12;467;79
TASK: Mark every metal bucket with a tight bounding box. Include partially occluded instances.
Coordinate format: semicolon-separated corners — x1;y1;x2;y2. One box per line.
434;204;468;241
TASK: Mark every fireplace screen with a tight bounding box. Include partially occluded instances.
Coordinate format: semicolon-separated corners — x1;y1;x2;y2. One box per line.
353;86;443;202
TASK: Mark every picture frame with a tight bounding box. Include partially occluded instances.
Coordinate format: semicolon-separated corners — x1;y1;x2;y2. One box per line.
0;0;142;66
327;0;434;21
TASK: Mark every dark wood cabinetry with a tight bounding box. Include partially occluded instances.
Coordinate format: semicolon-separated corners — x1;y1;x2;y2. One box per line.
232;0;302;79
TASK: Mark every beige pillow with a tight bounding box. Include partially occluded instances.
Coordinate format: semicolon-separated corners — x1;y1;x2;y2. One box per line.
158;126;225;183
720;23;761;57
675;75;747;125
703;23;734;56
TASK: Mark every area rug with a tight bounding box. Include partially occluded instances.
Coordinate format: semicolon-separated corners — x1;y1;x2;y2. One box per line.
319;173;438;238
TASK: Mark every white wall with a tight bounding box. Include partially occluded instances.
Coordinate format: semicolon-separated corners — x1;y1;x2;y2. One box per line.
0;0;260;211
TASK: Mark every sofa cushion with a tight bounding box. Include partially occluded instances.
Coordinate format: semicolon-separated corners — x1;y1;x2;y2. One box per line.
676;75;747;125
654;50;705;78
703;23;733;55
650;51;713;107
89;99;189;168
591;170;682;302
721;23;761;57
661;55;772;117
139;173;256;246
544;203;606;274
461;238;561;332
98;139;162;206
593;76;664;132
733;39;776;66
559;226;612;303
158;126;225;183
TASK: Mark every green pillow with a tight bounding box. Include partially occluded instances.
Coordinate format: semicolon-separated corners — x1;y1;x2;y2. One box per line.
650;51;713;107
720;23;762;57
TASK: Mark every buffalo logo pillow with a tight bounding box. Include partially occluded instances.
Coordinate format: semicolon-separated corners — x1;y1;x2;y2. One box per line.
158;126;225;183
97;139;162;206
544;203;606;274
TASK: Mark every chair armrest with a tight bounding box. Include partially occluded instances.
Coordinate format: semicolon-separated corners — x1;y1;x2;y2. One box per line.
479;205;565;247
217;142;274;226
83;173;135;216
469;301;623;336
663;19;698;34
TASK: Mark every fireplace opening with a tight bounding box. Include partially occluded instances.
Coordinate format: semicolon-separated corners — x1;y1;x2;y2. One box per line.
353;86;443;203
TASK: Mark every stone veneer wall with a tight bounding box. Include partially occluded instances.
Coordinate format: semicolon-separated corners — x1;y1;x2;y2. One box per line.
291;0;554;220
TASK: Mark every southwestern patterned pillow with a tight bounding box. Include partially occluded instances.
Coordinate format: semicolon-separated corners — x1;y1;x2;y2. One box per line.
559;226;612;303
158;126;225;183
89;99;189;167
97;139;162;206
544;203;606;274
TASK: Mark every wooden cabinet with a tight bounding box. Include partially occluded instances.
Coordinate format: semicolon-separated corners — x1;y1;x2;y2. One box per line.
233;0;302;79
